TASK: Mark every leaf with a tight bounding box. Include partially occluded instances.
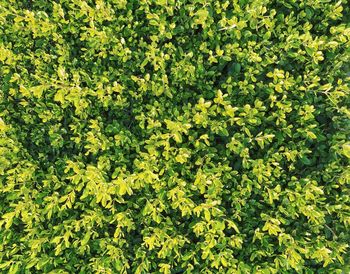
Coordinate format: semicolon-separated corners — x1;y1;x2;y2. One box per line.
173;132;182;143
8;263;19;274
221;257;228;267
342;143;350;158
204;210;211;222
263;31;271;40
0;118;7;132
306;131;317;140
0;261;12;269
195;9;209;25
227;220;240;233
118;179;127;196
54;89;66;103
300;156;312;165
58;66;66;79
30;85;45;98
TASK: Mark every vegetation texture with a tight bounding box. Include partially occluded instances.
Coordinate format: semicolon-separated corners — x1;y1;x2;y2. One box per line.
0;0;350;273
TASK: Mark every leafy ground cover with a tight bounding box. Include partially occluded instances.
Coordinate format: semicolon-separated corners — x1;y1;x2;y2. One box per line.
0;0;349;273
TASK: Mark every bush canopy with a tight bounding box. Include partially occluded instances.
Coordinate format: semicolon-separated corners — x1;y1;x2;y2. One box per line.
0;0;349;273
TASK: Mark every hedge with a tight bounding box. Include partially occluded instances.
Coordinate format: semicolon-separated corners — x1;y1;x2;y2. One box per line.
0;0;349;273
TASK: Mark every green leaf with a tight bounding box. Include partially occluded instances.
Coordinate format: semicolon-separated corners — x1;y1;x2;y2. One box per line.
342;143;350;158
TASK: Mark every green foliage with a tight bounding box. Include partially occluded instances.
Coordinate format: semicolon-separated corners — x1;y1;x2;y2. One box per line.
0;0;349;273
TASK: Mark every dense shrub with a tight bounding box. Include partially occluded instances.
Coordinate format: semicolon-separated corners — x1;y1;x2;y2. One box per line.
0;0;349;273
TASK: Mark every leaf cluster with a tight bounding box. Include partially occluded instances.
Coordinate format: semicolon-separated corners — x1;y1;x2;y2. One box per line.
0;0;349;273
